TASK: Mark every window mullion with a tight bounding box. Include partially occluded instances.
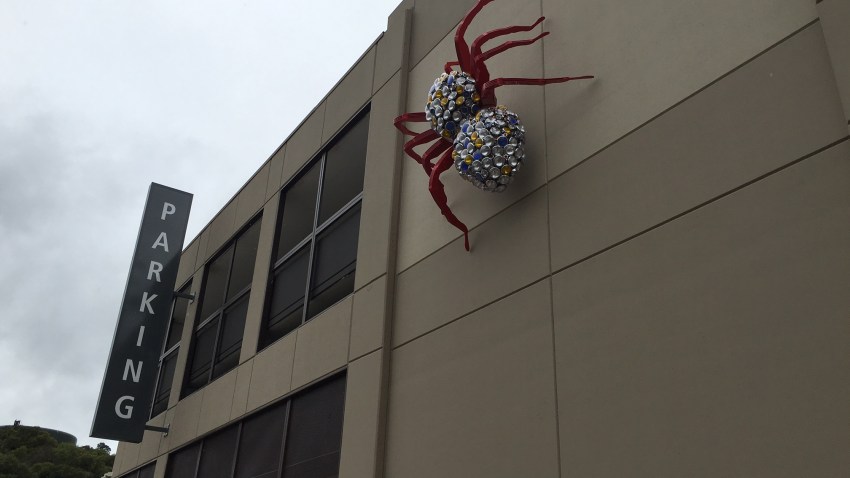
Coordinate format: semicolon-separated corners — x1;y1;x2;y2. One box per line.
160;342;180;360
301;154;327;325
275;400;292;478
160;298;179;357
229;421;243;478
273;234;314;269
208;312;225;383
315;193;363;235
193;440;204;478
221;244;237;304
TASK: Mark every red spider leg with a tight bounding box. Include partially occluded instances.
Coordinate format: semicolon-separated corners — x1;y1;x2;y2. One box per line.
444;61;460;74
477;32;549;65
480;75;595;107
394;112;428;136
429;148;471;251
455;0;496;73
419;139;453;175
403;129;441;175
470;16;545;82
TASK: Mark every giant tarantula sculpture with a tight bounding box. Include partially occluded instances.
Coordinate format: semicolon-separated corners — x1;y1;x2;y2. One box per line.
394;0;593;251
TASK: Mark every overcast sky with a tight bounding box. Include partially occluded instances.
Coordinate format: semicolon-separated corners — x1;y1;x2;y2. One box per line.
0;0;401;450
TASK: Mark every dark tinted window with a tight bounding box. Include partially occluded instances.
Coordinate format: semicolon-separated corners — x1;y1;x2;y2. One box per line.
262;109;368;350
184;216;261;396
308;205;360;318
228;220;261;298
165;442;200;478
152;350;178;416
138;463;155;478
165;282;192;350
318;112;369;225
186;322;217;394
152;280;192;418
283;375;346;469
199;247;233;321
164;374;346;478
276;163;320;260
234;405;286;478
263;246;310;348
213;297;249;379
197;426;239;478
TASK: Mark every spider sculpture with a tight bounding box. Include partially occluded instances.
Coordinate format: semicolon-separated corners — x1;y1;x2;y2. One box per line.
394;0;593;251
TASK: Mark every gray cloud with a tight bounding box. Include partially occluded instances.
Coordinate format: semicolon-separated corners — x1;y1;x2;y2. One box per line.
1;0;401;448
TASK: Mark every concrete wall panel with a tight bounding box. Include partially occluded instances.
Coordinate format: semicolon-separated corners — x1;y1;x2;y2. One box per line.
205;199;237;259
113;441;139;476
323;47;376;143
553;141;850;477
394;187;549;346
152;456;166;478
137;413;165;466
265;145;286;200
230;358;253;420
549;23;848;270
356;74;402;289
543;0;817;177
234;162;268;227
386;280;558;478
196;368;237;436
282;103;326;184
338;350;382;478
291;296;353;389
818;0;850;126
373;0;413;93
408;0;476;68
246;332;295;413
193;229;210;271
159;389;202;452
176;239;198;286
350;275;386;361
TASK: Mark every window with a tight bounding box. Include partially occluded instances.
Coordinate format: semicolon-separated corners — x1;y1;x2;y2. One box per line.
119;462;155;478
261;110;369;350
151;281;192;417
184;216;262;396
165;374;347;478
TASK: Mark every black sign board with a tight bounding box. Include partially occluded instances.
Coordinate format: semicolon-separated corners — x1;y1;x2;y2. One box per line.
91;183;192;442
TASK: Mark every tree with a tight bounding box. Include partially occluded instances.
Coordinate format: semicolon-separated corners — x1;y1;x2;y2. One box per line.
0;453;35;478
0;427;114;478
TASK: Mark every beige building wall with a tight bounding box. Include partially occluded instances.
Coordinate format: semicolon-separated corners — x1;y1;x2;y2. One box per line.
113;1;850;477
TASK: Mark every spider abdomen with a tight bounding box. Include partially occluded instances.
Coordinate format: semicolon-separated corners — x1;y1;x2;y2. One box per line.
452;105;526;192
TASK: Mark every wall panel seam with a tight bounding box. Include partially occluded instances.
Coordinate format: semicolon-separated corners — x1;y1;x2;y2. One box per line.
550;18;821;183
552;134;850;277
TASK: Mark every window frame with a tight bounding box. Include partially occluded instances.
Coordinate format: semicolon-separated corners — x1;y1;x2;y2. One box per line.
183;214;262;398
261;106;369;350
150;279;193;418
118;461;156;478
165;372;346;478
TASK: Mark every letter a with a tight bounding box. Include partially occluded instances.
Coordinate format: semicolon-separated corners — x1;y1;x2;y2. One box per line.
152;232;169;252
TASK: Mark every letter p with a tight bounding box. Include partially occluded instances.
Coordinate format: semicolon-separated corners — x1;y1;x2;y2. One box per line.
161;202;176;220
